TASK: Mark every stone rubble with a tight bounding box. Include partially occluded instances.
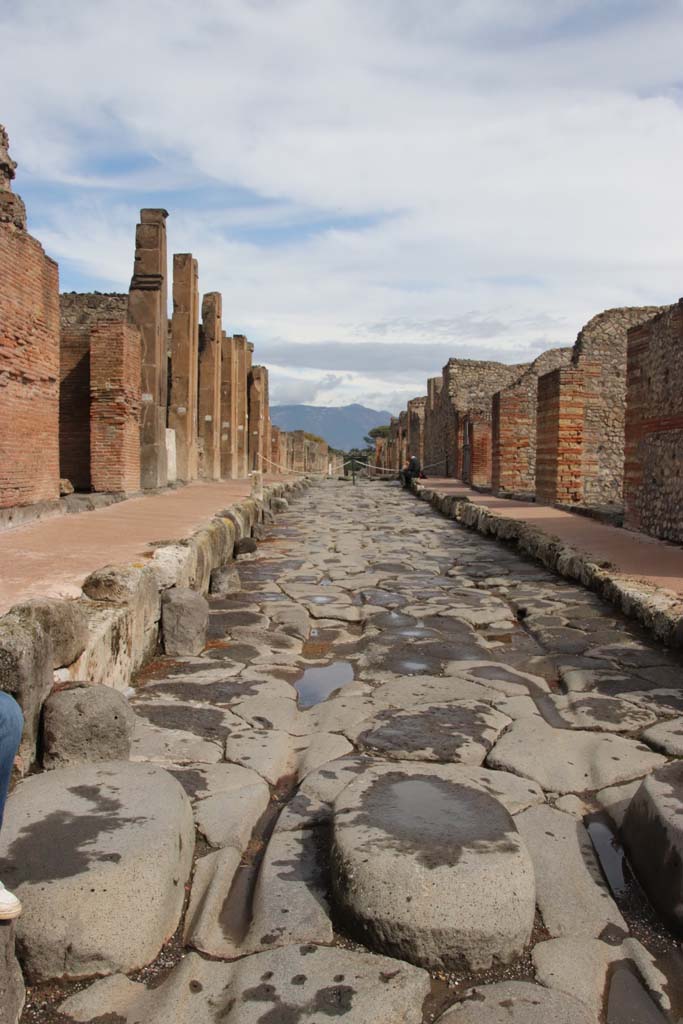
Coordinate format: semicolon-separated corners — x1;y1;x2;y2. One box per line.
1;480;682;1022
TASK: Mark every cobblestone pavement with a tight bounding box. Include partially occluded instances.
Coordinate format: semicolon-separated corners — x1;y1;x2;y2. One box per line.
23;482;683;1022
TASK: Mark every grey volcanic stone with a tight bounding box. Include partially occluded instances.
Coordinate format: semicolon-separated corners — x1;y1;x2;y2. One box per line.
515;804;626;939
622;762;683;932
161;587;209;656
435;981;593;1023
0;923;24;1024
331;763;535;971
61;944;431;1024
0;613;52;766
42;684;135;768
346;701;510;764
0;761;194;981
8;598;88;669
271;496;289;512
209;565;241;596
549;693;657;733
486;717;665;793
235;537;258;556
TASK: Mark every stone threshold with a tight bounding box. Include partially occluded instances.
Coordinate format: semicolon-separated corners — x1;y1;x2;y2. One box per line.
412;481;683;649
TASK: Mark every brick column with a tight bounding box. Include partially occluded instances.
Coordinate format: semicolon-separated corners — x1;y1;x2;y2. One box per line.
128;208;169;489
220;332;238;479
536;366;585;505
169;253;199;481
89;322;141;493
198;292;222;480
233;335;249;477
248;365;270;473
59;328;92;491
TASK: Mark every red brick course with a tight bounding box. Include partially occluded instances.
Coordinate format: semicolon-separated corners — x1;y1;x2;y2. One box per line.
89;322;142;493
0;220;60;508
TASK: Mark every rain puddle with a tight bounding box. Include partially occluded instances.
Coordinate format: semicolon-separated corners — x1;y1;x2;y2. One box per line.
397;659;431;674
294;661;355;707
585;815;627;896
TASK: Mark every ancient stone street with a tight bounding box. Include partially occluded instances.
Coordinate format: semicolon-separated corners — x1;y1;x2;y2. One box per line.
3;480;682;1023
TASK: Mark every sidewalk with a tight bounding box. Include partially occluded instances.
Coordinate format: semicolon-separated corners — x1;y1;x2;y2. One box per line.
0;479;277;614
421;479;683;597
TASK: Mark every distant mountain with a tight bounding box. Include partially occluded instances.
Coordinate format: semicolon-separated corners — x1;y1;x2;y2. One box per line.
270;403;393;451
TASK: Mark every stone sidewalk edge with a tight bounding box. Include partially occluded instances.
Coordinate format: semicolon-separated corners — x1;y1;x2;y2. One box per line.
412;481;683;649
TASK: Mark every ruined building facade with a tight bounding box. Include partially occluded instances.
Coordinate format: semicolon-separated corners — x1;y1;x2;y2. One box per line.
0;126;336;516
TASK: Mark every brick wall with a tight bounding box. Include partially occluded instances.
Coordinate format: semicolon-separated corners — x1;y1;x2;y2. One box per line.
89;322;141;493
536;366;585;504
423;359;527;478
461;413;493;488
0;162;60;508
491;347;572;496
624;304;683;541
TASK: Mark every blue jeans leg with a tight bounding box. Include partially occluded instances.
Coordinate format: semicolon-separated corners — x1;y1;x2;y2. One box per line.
0;693;23;833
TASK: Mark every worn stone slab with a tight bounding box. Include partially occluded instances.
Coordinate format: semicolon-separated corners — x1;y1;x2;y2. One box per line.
332;763;535;972
532;937;672;1020
435;981;593;1023
295;732;355;780
443;660;550;696
622;762;683;932
641;717;683;756
299;754;375;804
131;699;238;764
487;717;665;794
372;675;498;708
225;726;294;784
347;701;511;764
515;804;626;939
549;693;657;733
161;587;209;656
0;761;194;981
61;944;431;1023
0;923;24;1024
193;776;270;849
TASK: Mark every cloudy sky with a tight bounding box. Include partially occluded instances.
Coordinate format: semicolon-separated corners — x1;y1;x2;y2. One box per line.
4;1;683;412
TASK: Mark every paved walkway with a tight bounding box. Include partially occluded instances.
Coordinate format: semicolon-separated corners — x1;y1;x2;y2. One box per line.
0;479;278;614
4;480;680;1021
424;478;683;596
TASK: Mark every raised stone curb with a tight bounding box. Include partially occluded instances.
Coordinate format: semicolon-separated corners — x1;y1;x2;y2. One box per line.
413;482;683;648
0;478;308;763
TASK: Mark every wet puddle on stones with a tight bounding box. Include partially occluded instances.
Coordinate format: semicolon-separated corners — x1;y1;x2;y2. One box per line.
294;661;355;708
585;815;627;896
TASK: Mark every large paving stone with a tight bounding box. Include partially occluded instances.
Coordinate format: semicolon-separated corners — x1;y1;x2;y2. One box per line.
331;763;535;971
346;701;511;764
435;981;593;1023
0;923;24;1024
549;693;657;733
0;761;194;981
486;717;665;793
130;699;239;764
371;675;498;707
61;944;431;1023
161;587;209;656
516;804;626;939
641;717;683;756
622;761;683;932
42;683;135;768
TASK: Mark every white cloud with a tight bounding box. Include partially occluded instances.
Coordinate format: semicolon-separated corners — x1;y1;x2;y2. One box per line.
3;0;683;408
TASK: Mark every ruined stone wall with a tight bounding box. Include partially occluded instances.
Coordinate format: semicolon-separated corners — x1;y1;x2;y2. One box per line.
89;322;141;493
624;304;683;542
423;360;527;479
491;347;572;496
571;307;667;506
0;128;60;509
291;430;306;474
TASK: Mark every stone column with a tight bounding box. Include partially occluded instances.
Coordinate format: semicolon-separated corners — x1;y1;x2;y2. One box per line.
248;366;270;473
234;335;249;478
220;332;238;479
128;208;169;489
292;430;306;474
169;253;199;481
198;292;222;480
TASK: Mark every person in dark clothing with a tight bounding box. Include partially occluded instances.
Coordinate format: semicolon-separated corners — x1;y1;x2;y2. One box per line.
400;455;420;488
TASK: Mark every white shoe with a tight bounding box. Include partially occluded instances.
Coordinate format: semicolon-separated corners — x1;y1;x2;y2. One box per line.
0;881;21;920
